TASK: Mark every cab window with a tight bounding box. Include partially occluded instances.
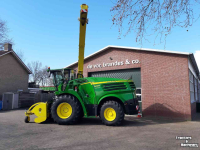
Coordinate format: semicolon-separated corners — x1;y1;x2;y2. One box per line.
53;72;63;86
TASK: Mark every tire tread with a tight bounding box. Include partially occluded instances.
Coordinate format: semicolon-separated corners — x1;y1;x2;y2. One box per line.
100;100;124;126
51;95;82;125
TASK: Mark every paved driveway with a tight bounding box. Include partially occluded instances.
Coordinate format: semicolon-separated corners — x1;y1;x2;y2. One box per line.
0;109;200;150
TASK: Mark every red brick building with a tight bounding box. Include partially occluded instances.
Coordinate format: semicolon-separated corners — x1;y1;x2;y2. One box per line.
66;46;200;120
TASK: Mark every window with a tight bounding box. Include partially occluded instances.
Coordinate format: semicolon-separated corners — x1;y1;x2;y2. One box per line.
198;81;200;102
136;89;141;94
64;70;70;81
189;70;200;103
136;88;142;102
53;72;63;86
70;70;76;80
189;71;195;103
194;78;198;102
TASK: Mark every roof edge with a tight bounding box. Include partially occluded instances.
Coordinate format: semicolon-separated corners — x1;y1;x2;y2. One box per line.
0;51;12;57
0;50;32;74
11;51;32;74
65;45;190;68
189;54;200;78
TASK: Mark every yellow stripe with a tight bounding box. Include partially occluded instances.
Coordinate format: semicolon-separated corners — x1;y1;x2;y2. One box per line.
80;80;129;85
91;80;126;85
80;82;91;85
127;80;133;82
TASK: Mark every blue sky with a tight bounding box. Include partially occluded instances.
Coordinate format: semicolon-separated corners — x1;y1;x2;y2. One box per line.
1;0;200;69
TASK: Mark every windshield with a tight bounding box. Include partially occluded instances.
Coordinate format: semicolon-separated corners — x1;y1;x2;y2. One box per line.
53;71;63;86
50;69;75;89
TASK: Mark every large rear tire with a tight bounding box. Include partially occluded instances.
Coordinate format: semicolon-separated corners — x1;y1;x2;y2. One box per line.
100;101;124;126
51;95;82;125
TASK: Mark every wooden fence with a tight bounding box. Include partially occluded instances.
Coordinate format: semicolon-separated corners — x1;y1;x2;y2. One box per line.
18;92;35;108
18;92;54;108
39;92;54;102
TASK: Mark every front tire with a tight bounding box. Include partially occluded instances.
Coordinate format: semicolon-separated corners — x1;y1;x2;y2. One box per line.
100;101;124;126
24;116;30;123
51;95;82;125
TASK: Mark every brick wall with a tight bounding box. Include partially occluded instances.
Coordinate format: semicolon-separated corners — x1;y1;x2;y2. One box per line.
0;53;29;99
70;48;191;120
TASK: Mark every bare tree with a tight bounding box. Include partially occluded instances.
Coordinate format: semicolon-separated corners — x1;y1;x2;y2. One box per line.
27;61;43;85
111;0;200;46
0;19;13;50
38;66;53;86
27;62;53;86
45;77;54;86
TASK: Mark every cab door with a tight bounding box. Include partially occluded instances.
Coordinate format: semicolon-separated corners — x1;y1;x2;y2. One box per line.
79;83;96;116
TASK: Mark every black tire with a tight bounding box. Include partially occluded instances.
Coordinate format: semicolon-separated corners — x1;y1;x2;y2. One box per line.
24;116;30;123
51;95;82;125
100;101;124;126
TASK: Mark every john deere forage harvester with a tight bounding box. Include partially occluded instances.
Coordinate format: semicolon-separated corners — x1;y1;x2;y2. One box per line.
25;4;139;126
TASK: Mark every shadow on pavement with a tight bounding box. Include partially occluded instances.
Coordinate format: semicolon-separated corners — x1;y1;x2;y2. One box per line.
1;107;198;126
61;116;187;127
122;116;186;127
27;113;200;126
29;102;194;126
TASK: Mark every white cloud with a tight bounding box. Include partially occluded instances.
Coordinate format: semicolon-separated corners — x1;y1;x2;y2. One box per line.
194;51;200;70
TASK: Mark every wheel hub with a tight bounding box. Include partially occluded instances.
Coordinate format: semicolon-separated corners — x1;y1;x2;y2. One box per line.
57;103;72;119
64;107;68;113
104;108;116;121
109;112;113;117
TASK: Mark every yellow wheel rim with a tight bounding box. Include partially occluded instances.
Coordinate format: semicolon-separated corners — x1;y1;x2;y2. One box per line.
104;108;116;121
57;103;72;119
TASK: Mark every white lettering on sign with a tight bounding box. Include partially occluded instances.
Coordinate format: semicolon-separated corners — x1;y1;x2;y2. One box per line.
87;59;140;69
103;61;124;67
125;59;130;65
87;65;93;69
132;59;140;64
94;64;102;68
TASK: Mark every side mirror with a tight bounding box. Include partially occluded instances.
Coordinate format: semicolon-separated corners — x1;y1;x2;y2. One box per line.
47;67;51;77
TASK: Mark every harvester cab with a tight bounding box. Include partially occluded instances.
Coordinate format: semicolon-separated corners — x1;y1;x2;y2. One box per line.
47;67;76;91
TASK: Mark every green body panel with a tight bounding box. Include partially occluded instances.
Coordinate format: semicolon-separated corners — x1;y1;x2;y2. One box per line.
40;86;56;91
78;82;96;105
49;69;136;117
85;77;136;105
98;92;134;104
